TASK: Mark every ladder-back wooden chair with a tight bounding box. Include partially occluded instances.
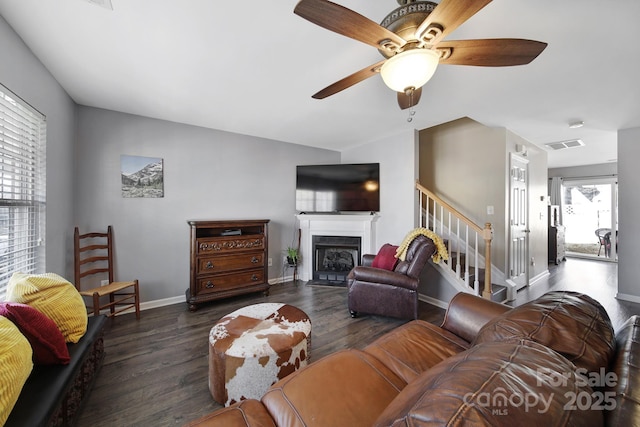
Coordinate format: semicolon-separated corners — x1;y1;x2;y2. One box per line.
74;226;140;319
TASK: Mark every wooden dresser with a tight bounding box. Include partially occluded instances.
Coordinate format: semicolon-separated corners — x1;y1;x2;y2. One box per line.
186;219;270;311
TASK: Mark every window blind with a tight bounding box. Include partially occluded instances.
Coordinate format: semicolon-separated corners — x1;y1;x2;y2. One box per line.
0;84;46;300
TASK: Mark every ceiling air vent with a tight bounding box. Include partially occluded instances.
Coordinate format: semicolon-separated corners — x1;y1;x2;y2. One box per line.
544;139;585;151
82;0;113;10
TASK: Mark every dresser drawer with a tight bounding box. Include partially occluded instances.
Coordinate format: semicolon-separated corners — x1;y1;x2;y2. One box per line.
198;269;264;292
197;269;265;294
197;253;263;274
197;234;265;255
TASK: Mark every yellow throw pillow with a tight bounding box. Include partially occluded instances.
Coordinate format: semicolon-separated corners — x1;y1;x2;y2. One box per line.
6;272;88;343
0;316;33;426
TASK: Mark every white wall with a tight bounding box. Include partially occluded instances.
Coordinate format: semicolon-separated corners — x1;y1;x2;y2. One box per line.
618;128;640;302
0;15;77;278
341;128;418;250
74;106;340;302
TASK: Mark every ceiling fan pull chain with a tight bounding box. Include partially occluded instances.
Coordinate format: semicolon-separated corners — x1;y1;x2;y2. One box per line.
407;90;416;122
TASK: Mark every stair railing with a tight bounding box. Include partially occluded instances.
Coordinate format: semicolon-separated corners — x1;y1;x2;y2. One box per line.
416;181;494;299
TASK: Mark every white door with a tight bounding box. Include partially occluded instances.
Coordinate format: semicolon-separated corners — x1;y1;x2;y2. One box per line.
509;154;529;290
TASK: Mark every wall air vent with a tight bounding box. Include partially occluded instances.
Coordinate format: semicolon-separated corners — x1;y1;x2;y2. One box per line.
544;139;585;151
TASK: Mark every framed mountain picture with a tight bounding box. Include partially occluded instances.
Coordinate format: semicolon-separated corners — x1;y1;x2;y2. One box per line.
121;155;164;198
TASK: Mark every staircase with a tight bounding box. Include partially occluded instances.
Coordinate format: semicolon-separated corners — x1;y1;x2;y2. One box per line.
446;252;507;302
417;182;507;303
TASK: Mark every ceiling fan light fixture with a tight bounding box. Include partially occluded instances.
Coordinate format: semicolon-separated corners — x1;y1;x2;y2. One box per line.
380;49;439;93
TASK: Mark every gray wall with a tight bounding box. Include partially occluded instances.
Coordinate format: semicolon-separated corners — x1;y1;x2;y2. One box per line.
618;128;640;302
74;106;340;303
419;118;507;271
0;15;76;278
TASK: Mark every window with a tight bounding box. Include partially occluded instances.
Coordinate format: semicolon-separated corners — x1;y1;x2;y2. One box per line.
0;84;46;300
561;177;617;261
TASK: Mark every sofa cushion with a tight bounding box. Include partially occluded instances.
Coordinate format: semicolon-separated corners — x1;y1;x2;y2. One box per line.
261;349;406;427
0;302;70;365
473;290;615;372
184;399;277;427
0;316;33;426
6;272;88;343
374;339;603;427
364;320;469;384
372;244;399;271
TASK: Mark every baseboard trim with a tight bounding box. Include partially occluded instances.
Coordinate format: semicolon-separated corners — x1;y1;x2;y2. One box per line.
120;281;288;313
141;295;185;311
616;292;640;304
529;269;550;285
418;294;449;310
269;276;294;285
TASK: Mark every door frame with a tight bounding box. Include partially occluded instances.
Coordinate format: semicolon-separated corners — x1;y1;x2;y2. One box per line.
561;177;618;261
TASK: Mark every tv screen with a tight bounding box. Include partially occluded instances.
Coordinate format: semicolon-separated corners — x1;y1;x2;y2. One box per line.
296;163;380;213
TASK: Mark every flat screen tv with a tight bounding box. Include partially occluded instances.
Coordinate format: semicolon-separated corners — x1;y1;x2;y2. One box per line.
296;163;380;213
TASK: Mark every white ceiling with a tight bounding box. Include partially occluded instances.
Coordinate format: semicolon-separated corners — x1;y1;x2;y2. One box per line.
1;0;638;168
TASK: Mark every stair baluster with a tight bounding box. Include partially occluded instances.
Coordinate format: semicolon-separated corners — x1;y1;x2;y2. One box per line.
417;181;494;299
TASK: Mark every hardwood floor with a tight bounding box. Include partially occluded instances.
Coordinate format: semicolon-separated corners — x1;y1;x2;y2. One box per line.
77;258;640;426
77;282;445;426
512;258;640;330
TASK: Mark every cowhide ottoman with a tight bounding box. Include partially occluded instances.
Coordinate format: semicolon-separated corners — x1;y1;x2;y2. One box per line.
208;302;311;406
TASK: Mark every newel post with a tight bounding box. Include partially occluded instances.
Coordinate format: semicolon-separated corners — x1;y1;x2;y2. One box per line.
481;223;493;299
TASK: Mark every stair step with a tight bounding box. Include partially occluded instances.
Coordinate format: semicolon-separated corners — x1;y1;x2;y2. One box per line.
490;284;508;303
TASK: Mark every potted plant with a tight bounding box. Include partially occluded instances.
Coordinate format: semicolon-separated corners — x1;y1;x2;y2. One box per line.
285;247;299;266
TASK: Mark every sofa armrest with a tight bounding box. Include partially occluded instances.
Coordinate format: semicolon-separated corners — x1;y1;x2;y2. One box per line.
5;314;107;427
184;399;276;427
440;292;510;343
362;254;375;267
606;315;640;427
348;266;416;290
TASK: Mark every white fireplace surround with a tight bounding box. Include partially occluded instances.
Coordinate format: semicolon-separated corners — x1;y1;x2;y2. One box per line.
296;214;379;281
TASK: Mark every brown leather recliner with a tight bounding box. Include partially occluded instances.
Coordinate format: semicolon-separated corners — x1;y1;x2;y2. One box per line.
346;235;436;320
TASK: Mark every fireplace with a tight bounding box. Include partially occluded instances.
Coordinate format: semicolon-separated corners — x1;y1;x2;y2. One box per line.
312;235;361;284
296;213;378;282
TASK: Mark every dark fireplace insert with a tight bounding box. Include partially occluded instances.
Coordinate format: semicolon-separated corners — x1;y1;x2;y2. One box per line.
311;235;361;284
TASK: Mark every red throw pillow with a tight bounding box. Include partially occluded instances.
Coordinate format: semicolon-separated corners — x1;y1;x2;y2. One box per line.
372;244;400;271
0;302;70;365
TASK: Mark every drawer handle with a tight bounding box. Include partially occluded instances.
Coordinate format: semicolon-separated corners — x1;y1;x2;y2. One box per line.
251;274;258;281
205;281;215;289
251;257;259;264
205;261;214;269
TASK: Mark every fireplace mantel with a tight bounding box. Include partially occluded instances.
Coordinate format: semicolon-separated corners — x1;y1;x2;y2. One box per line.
296;214;379;281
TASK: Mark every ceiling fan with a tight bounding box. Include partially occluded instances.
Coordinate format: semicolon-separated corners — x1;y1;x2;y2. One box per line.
294;0;547;110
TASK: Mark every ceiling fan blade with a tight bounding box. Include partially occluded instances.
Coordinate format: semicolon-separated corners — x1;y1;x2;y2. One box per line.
312;60;387;99
416;0;492;43
397;87;422;110
294;0;406;54
438;39;548;66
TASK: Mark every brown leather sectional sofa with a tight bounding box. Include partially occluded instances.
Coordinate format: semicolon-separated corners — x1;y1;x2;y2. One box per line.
185;290;640;427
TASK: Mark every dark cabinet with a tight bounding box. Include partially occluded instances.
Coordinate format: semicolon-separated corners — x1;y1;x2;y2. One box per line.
548;225;566;265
